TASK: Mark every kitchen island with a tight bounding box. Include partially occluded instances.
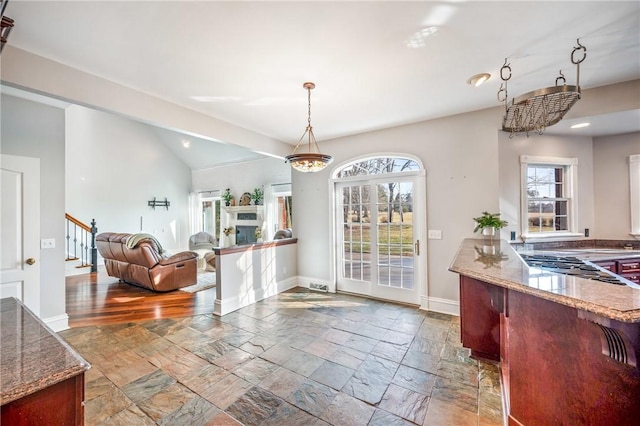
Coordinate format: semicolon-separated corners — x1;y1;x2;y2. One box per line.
449;239;640;425
1;297;90;425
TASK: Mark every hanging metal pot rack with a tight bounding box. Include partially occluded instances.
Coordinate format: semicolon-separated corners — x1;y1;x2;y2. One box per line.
498;40;587;137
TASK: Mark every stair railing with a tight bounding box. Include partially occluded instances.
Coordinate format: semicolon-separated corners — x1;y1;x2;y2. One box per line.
65;214;98;272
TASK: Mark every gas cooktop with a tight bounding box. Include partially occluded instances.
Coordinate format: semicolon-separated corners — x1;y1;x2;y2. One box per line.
519;254;629;286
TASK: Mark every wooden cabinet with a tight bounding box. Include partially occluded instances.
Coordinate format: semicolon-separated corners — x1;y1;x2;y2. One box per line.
618;258;640;284
594;260;616;272
1;374;85;425
459;276;501;361
457;275;640;425
594;257;640;284
1;298;89;426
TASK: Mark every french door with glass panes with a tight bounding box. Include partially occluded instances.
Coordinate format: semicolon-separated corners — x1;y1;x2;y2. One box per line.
336;174;424;305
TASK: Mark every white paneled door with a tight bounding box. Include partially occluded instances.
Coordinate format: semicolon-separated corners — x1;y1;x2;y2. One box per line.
336;173;425;305
1;154;40;315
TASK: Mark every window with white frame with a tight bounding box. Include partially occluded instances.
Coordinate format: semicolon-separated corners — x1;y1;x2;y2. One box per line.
270;183;292;235
200;196;221;240
630;154;640;239
521;155;579;238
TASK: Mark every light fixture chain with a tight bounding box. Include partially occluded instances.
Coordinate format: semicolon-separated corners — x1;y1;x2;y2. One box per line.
307;85;312;128
285;81;333;172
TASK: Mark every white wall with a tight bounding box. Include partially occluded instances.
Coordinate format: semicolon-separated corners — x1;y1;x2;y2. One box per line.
498;132;595;239
1;95;67;325
66;105;193;251
593;132;640;239
3;47;292;158
293;107;503;309
4;44;639;318
192;157;291;241
215;242;298;315
192;157;291;195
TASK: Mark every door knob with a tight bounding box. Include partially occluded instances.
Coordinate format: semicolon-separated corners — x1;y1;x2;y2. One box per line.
25;258;36;265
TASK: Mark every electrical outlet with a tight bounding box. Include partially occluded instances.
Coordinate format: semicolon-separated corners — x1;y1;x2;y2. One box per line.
41;238;55;249
428;230;442;240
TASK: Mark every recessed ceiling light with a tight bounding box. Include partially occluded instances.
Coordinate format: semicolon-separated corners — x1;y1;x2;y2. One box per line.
467;73;491;87
570;122;590;129
182;140;191;148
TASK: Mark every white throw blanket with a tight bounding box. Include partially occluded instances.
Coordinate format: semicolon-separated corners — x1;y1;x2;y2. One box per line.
125;233;165;255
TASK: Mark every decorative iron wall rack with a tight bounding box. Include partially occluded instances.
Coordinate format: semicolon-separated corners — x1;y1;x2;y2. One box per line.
148;197;170;210
1;0;15;54
498;40;586;137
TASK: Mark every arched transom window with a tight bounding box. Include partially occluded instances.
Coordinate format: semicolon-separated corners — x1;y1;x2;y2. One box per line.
335;157;420;178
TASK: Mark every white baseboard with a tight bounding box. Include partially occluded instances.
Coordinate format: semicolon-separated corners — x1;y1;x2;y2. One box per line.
214;276;300;316
44;313;70;332
278;276;298;293
421;296;460;316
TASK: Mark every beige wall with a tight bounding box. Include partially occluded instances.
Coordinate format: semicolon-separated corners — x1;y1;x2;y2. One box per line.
1;95;67;327
593;132;640;239
3;45;639;318
498;132;595;239
293;107;503;310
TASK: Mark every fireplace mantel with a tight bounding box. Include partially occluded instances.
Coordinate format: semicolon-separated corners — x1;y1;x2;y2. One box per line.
223;205;264;214
221;205;265;243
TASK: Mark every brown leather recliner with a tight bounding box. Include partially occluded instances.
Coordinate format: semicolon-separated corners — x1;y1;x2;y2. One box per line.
96;232;198;292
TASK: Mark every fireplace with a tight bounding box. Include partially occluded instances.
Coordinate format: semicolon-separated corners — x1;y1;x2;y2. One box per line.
222;206;264;245
236;225;258;245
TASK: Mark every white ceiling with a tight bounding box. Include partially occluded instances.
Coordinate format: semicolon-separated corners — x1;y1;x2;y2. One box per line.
3;1;640;169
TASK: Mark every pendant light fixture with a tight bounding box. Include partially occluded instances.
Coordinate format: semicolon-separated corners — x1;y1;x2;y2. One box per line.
285;82;333;173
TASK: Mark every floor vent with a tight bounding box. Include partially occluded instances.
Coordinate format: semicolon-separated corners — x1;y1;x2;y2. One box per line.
309;282;328;292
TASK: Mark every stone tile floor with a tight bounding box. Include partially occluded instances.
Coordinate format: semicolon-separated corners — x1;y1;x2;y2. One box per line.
60;288;503;425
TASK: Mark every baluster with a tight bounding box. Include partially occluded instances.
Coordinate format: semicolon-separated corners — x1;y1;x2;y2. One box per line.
73;223;78;260
80;228;87;266
65;220;71;260
90;219;98;272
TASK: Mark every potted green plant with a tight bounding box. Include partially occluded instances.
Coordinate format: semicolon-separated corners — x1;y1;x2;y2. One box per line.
222;188;233;206
251;187;264;205
473;211;508;237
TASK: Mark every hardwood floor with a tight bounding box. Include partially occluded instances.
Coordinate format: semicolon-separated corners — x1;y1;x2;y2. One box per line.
65;270;216;328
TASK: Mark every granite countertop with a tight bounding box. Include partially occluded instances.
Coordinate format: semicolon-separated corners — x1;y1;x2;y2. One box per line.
449;239;640;323
527;248;640;262
0;298;90;405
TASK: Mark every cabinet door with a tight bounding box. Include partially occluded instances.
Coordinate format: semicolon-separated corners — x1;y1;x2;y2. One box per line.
459;276;501;361
594;260;617;273
618;258;640;284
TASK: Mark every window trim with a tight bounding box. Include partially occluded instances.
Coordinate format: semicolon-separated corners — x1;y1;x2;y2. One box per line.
630;154;640;240
520;155;582;241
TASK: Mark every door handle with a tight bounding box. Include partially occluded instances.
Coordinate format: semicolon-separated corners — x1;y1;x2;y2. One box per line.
415;240;420;256
26;258;36;265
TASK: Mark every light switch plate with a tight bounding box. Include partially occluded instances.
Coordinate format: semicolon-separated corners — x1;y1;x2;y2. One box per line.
41;238;55;249
428;230;442;239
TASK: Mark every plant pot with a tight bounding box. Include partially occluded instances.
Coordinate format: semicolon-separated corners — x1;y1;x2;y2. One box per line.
482;245;497;256
482;227;496;237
